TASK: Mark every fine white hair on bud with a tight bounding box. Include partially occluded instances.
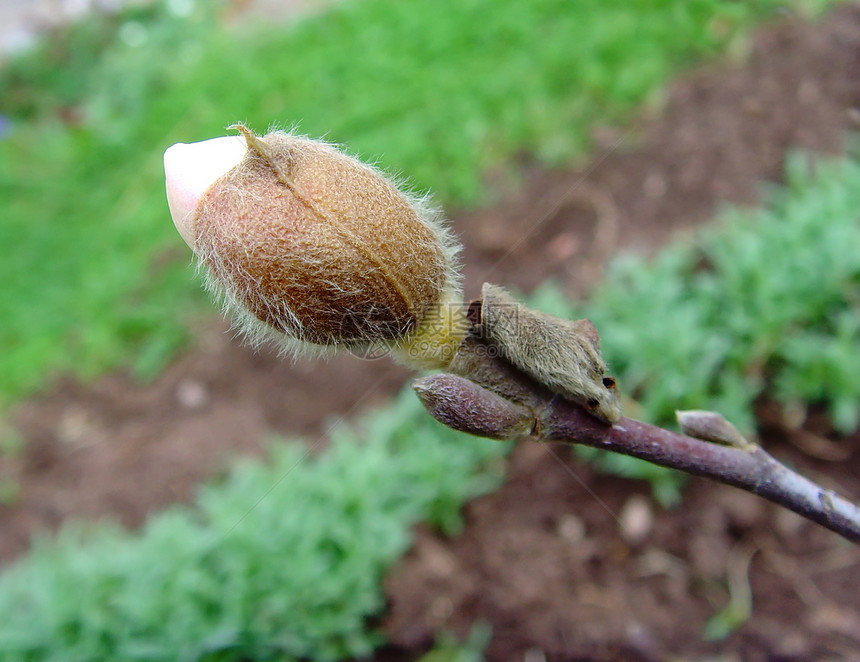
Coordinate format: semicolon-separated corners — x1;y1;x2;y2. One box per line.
164;124;465;369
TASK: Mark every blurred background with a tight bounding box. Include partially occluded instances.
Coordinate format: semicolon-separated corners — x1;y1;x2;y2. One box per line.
0;1;858;660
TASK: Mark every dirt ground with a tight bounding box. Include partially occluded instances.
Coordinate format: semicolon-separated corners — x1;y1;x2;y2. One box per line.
2;5;860;660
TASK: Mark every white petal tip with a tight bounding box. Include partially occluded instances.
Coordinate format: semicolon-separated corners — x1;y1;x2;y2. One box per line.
164;135;247;251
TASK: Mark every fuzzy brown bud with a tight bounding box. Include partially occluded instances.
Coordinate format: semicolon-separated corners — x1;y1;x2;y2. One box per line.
165;124;464;368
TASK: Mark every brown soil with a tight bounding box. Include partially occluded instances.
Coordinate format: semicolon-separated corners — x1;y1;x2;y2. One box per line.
385;425;860;662
3;5;860;660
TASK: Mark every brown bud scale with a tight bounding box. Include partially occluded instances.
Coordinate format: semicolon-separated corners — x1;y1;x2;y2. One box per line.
193;126;458;353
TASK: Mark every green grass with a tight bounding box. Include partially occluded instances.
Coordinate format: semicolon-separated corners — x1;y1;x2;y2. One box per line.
0;0;835;405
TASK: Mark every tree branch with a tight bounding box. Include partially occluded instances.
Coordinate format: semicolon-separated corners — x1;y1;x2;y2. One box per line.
412;285;860;544
414;372;860;544
541;397;860;543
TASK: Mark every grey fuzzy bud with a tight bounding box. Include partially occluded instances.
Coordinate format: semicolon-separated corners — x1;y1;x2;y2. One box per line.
477;284;622;424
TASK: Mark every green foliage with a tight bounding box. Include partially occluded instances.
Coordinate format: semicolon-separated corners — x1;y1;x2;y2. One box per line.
0;2;218;124
0;479;20;507
601;151;860;434
418;622;492;662
0;390;509;662
0;0;828;405
531;150;860;497
703;603;750;641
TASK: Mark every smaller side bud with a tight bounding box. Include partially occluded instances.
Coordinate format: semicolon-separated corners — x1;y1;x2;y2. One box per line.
477;283;622;424
676;410;755;450
413;373;535;441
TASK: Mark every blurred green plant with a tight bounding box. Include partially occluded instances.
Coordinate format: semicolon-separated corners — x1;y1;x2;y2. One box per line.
530;149;860;503
703;543;756;640
0;479;20;507
0;0;834;405
0;390;508;662
417;622;492;662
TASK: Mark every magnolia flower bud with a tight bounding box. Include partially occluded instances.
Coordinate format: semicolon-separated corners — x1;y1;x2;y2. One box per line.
164;124;464;368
